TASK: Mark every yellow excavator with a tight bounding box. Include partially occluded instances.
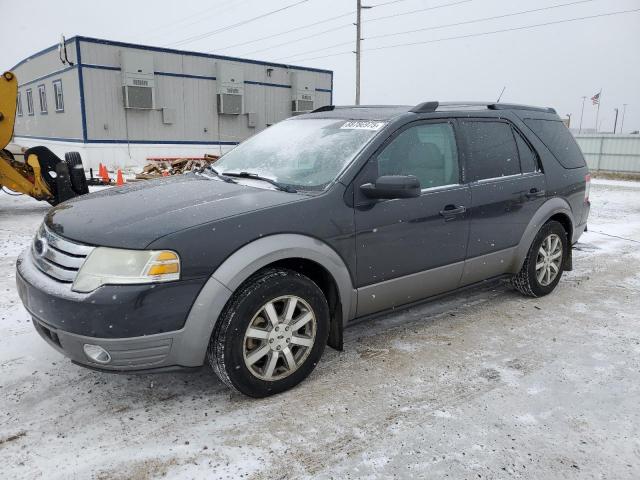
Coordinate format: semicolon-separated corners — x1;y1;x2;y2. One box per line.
0;70;89;205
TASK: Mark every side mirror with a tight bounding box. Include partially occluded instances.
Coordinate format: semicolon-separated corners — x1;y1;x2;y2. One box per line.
360;175;421;199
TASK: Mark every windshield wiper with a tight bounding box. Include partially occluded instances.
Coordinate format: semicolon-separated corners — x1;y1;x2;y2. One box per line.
203;166;237;183
221;172;297;193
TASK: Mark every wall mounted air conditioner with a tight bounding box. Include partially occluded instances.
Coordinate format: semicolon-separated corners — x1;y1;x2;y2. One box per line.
120;51;155;109
216;63;244;115
291;71;315;115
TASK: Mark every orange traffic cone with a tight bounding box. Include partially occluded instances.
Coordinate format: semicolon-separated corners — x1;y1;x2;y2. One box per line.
116;169;125;186
100;165;110;184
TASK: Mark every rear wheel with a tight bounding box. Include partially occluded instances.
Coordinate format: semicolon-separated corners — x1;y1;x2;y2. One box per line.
64;152;89;195
208;268;329;397
512;220;568;297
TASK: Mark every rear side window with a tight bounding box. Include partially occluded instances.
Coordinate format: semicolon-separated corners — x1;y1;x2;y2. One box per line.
461;121;519;181
513;129;540;173
523;118;585;169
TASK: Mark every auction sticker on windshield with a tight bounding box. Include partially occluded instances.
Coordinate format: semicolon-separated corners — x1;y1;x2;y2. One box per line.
340;121;387;130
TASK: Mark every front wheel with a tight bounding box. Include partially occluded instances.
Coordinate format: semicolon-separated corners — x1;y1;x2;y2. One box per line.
512;220;568;297
208;268;329;397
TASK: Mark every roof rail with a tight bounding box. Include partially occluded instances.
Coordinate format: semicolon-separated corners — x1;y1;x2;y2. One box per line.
488;103;556;114
310;105;335;113
410;101;439;113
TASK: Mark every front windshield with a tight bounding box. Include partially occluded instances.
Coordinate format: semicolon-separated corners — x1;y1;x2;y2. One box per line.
213;118;385;190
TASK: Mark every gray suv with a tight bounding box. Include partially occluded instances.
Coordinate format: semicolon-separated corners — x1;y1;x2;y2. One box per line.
16;101;591;397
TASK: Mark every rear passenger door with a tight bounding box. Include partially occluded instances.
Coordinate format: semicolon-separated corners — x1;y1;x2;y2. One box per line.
459;119;546;285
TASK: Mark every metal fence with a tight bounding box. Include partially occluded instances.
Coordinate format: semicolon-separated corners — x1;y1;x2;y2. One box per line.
574;134;640;174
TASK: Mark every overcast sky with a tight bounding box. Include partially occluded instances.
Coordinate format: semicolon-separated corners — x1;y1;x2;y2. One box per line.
2;0;639;132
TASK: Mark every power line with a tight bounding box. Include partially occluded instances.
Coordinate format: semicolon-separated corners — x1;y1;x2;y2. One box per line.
214;12;355;52
239;23;353;56
266;0;471;60
165;0;312;48
278;0;596;61
215;0;414;54
366;0;472;23
366;0;597;41
141;0;239;39
289;8;640;63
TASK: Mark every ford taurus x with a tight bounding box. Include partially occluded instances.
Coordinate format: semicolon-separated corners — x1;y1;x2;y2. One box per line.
16;101;591;397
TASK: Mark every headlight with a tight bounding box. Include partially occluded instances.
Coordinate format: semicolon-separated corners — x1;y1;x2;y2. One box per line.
72;248;180;292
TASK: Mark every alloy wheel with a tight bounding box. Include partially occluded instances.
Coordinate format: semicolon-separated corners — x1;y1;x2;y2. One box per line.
242;295;317;381
536;233;563;286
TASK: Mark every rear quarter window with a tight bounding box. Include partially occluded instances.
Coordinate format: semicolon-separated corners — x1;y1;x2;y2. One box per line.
523;118;586;169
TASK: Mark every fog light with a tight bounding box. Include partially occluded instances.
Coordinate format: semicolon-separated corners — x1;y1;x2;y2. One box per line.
83;344;111;364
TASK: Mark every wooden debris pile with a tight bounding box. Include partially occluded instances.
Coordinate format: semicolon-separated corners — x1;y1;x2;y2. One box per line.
136;154;220;179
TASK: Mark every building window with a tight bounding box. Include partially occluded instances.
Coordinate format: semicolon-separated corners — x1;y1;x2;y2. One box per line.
38;84;48;114
26;88;34;115
53;80;64;112
16;91;23;116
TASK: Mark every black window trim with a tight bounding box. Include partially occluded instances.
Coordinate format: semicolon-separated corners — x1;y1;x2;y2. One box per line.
25;88;34;116
52;79;64;113
510;123;543;174
16;91;23;117
37;84;48;115
370;118;464;195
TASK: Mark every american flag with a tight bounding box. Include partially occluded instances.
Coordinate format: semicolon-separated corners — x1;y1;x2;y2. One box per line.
591;92;600;105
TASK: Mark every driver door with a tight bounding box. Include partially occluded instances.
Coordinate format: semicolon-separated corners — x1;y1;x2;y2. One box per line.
353;120;471;317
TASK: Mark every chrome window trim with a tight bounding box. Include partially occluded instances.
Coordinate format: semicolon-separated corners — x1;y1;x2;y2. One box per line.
420;182;464;193
474;173;524;184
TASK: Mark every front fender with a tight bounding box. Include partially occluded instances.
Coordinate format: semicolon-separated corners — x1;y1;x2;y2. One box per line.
174;234;356;366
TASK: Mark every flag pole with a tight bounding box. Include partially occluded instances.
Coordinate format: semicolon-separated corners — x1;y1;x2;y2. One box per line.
595;88;602;133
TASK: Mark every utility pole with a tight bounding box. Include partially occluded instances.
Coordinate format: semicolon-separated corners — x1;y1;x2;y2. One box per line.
620;104;627;133
579;96;586;134
355;0;372;105
613;108;619;134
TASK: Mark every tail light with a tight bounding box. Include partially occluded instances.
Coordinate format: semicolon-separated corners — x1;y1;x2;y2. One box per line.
584;174;591;203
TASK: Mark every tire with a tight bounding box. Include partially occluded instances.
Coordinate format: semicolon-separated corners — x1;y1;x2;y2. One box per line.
208;268;330;397
64;152;89;195
512;220;568;297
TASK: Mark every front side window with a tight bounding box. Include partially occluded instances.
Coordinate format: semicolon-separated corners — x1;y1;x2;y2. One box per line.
212;118;384;190
26;89;34;115
53;80;64;112
461;120;520;181
38;84;47;114
377;122;459;189
16;91;23;116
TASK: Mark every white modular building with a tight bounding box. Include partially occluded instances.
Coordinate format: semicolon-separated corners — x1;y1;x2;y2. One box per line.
11;36;333;169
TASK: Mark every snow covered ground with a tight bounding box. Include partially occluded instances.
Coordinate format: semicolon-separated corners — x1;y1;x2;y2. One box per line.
1;179;639;479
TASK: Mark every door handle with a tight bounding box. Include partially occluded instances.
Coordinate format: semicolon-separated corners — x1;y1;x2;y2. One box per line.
439;204;466;220
525;188;546;199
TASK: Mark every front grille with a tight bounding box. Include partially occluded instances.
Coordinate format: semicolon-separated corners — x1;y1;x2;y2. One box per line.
32;224;94;283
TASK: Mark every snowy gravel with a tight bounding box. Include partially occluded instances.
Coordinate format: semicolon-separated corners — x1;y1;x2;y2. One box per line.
1;179;640;479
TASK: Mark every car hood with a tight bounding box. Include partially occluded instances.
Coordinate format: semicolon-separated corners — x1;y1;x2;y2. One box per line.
45;174;302;248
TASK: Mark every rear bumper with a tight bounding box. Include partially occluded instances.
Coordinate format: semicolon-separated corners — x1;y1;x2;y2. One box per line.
573;221;588;244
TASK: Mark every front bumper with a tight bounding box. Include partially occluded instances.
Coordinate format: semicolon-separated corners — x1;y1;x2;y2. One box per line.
16;248;229;372
31;314;180;371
